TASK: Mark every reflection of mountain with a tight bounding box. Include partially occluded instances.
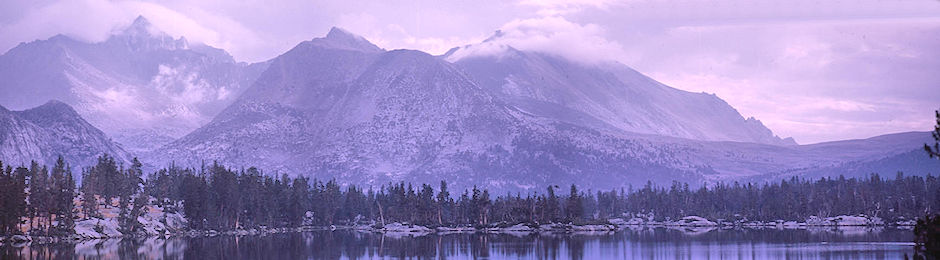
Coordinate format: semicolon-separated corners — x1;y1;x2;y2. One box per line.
0;100;131;169
149;28;938;193
0;16;268;153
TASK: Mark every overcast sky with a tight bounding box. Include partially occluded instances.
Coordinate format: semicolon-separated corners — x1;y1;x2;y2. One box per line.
1;0;938;144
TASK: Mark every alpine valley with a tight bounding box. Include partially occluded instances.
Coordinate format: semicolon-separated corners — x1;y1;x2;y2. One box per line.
1;17;936;192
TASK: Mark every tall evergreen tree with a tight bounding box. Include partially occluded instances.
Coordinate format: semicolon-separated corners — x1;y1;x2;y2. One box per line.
118;158;145;233
0;162;29;235
181;173;208;229
50;156;75;234
27;161;51;232
437;181;451;225
926;108;940;158
565;184;583;222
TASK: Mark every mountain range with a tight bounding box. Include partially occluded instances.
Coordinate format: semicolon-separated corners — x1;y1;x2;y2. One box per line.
0;16;267;153
0;17;936;192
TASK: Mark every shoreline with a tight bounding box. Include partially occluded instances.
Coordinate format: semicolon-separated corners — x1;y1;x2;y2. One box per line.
0;214;917;246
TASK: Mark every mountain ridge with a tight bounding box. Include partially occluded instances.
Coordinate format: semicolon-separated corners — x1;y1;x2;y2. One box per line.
0;100;131;168
1;25;933;193
446;44;794;145
146;28;935;193
0;16;269;153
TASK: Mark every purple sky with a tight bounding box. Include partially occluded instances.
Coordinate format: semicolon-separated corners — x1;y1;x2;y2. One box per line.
1;0;938;144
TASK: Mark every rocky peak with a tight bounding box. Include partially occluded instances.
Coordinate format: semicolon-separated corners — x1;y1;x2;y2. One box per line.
19;100;83;127
307;27;383;53
109;15;188;51
122;15;154;37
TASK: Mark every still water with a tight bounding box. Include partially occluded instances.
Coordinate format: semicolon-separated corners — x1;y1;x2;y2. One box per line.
2;227;915;259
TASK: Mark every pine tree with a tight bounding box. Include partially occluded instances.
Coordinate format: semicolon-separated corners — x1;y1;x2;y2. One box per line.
83;154;120;208
8;167;29;234
541;185;560;223
926;108;940;158
417;184;435;226
566;184;583;223
181;173;208;229
0;162;27;235
436;181;451;225
27;161;51;233
238;167;265;228
50;156;75;234
287;177;310;226
206;162;240;229
118;158;145;233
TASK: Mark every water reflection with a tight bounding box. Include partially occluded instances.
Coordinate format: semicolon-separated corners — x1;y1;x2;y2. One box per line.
3;227;914;259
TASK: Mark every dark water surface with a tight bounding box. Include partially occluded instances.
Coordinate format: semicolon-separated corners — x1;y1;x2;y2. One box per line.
2;227;914;259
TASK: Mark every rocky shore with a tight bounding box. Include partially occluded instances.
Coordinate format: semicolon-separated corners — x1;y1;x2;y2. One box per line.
0;213;917;246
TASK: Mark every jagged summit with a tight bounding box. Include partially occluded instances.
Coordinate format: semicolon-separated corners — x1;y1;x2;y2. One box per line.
307;27;383;53
115;15;166;40
326;27;358;39
108;15;188;51
123;15;154;36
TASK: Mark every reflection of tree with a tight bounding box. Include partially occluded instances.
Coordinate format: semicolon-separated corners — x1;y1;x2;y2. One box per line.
1;229;917;259
566;235;587;260
536;235;562;259
1;240;77;259
469;233;489;258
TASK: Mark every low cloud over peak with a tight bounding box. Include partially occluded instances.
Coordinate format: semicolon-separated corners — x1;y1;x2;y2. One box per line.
445;16;627;65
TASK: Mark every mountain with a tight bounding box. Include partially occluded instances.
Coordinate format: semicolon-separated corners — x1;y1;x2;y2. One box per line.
151;28;711;191
0;16;268;153
761;132;940;181
444;42;794;145
0;100;131;168
148;28;936;193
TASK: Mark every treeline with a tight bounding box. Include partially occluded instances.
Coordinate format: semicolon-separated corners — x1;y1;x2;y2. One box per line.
144;162;608;229
0;155;148;236
1;155;939;235
0;157;75;236
625;173;940;221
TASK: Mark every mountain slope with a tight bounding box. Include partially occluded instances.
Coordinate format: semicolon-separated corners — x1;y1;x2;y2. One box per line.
0;100;131;168
0;16;268;153
445;43;794;145
151;28;711;191
150;28;936;193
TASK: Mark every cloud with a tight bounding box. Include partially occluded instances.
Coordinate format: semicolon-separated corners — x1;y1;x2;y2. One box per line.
446;16;628;65
518;0;624;16
643;19;940;144
0;0;263;61
334;12;489;56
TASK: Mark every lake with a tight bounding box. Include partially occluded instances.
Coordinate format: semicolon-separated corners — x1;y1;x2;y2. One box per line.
2;226;915;259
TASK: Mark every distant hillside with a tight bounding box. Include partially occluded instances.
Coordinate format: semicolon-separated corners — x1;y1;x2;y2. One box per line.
0;100;131;168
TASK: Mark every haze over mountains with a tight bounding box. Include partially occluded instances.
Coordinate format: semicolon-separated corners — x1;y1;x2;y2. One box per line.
0;16;268;153
0;17;935;192
445;37;795;146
